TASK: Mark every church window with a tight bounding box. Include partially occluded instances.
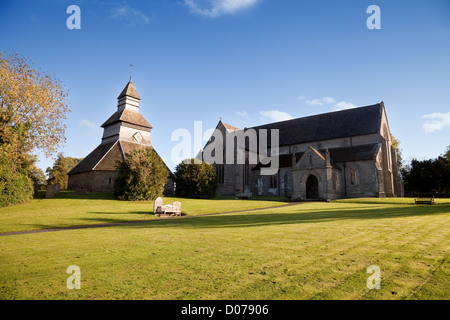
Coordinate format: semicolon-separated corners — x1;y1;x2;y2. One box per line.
309;154;313;165
270;174;278;189
216;164;224;184
133;132;143;143
350;167;360;185
244;162;249;186
332;172;337;190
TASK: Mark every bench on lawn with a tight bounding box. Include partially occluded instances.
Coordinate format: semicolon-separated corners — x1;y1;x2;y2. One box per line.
414;197;435;205
237;192;252;199
154;197;182;216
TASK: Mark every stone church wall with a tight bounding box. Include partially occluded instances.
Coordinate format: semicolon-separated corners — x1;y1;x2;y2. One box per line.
68;171;118;192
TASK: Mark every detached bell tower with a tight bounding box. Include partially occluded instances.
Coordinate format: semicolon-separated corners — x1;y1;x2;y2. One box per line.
101;78;152;146
67;77;174;194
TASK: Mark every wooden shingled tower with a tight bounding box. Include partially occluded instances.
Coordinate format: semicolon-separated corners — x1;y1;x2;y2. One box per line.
67;79;174;193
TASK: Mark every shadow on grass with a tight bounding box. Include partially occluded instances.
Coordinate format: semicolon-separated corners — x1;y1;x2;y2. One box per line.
34;190;290;202
76;203;450;230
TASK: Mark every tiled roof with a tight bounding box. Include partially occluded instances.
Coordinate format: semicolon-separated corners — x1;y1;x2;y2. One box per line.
248;103;383;147
222;121;240;131
251;143;381;171
67;140;172;175
101;108;152;129
118;80;140;100
67;141;118;175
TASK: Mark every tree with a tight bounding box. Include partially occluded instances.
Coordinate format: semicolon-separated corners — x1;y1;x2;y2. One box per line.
0;52;70;206
402;146;450;194
174;159;217;199
0;151;34;207
0;52;70;158
390;134;403;170
46;153;82;189
114;147;168;201
29;164;46;191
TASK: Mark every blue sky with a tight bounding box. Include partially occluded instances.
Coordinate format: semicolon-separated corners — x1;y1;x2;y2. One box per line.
1;0;449;172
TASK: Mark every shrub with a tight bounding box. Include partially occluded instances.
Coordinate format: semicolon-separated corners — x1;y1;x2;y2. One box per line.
174;159;217;199
0;158;34;207
114;147;168;201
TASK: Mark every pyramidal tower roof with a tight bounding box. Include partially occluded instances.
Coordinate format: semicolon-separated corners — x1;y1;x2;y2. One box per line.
117;78;141;100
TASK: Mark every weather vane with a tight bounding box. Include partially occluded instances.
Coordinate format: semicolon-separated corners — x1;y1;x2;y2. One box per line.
129;64;134;80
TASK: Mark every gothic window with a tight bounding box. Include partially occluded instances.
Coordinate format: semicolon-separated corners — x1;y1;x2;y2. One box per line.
270;174;278;189
332;172;337;191
350;167;360;185
309;154;313;165
244;162;249;186
216;164;224;184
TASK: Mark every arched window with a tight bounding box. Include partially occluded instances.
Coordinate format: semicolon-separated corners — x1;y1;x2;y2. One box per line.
309;154;313;165
216;164;224;184
332;172;337;190
270;174;278;189
350;167;360;185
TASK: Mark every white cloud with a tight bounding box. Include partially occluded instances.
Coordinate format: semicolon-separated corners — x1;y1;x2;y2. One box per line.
322;97;335;104
332;101;358;111
236;111;249;118
259;110;294;123
299;95;358;112
109;5;150;26
306;98;323;106
184;0;259;18
298;95;335;106
422;112;450;133
80;119;96;129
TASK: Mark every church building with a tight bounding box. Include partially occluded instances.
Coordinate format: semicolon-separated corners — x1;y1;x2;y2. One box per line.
199;102;402;200
67;79;174;193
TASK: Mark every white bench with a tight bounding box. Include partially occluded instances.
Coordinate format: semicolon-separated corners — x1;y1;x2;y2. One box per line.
154;197;182;216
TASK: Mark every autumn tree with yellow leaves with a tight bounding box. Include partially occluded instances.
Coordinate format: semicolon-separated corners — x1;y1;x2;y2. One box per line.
0;52;71;206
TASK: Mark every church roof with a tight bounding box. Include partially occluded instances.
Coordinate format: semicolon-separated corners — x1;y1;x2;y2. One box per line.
221;121;240;132
251;143;381;171
67;140;119;175
247;103;383;148
67;140;171;175
327;143;381;162
118;80;140;100
101;108;152;129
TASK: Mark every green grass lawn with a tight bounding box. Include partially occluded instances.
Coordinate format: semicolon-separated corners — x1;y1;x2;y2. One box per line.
0;194;449;300
0;190;289;233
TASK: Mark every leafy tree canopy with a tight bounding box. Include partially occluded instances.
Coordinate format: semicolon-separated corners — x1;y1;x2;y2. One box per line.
46;153;82;189
174;159;218;199
0;52;70;158
114;147;168;201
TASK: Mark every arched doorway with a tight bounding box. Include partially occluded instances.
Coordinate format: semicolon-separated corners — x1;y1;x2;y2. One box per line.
306;175;319;199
